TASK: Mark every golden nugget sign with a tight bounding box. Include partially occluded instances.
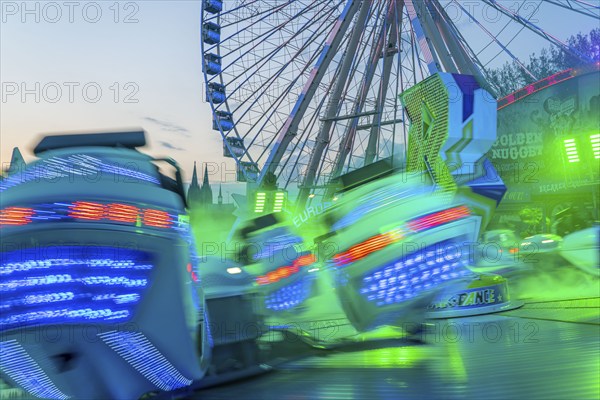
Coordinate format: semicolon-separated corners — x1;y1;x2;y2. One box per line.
490;132;544;160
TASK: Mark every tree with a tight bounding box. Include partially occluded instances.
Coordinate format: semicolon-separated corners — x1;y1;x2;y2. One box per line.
487;28;600;98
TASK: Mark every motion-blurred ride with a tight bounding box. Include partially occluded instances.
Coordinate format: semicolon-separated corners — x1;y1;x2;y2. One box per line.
560;226;600;276
0;131;263;399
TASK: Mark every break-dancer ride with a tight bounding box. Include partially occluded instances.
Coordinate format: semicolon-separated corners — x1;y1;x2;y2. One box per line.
199;0;597;332
248;71;521;346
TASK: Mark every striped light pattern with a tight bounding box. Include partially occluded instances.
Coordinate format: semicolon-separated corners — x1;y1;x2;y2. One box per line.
256;253;316;285
0;154;160;192
142;209;172;228
360;240;473;307
591;134;600;159
1;247;153;332
254;192;266;213
0;207;34;226
264;277;313;312
0;340;69;399
98;331;192;391
564;138;580;163
273;191;286;213
406;206;470;231
0;201;174;229
333;206;470;267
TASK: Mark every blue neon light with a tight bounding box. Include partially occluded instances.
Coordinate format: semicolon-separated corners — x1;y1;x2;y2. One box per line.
360;240;474;307
0;340;69;399
0;154;160;192
98;330;192;391
0;246;153;332
264;276;313;312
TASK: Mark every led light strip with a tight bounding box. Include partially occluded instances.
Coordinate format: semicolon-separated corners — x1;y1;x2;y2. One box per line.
1;247;152;331
563;139;580;163
264;278;313;312
0;201;175;229
256;253;316;285
332;206;471;267
360;240;473;307
591;134;600;159
98;331;192;391
0;340;69;399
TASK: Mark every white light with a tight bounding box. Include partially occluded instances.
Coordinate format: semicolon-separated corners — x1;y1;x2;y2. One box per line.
227;267;242;274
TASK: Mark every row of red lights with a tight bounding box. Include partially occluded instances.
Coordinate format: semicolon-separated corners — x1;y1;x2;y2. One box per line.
332;206;471;267
497;63;600;111
333;231;401;267
0;207;35;226
0;202;173;228
497;68;574;110
67;201;173;228
256;253;316;285
406;206;470;232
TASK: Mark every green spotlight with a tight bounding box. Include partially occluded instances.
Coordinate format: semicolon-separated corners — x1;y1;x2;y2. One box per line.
591;134;600;159
563;138;579;163
272;191;287;213
252;190;287;213
254;191;266;213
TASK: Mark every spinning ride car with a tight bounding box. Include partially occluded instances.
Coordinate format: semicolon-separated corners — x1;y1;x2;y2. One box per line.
0;131;262;399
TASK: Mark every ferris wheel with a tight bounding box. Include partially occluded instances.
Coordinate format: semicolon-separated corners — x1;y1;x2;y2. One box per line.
200;0;599;209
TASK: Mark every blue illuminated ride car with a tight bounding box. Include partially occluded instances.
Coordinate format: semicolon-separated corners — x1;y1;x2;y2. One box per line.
0;131;259;399
240;173;506;344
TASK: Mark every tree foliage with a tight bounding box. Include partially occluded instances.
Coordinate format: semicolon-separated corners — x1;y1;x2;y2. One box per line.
487;28;600;98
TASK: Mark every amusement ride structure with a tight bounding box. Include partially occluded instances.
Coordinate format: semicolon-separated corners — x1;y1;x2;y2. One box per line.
200;0;599;212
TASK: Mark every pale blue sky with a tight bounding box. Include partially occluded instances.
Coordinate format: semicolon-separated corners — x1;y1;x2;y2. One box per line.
1;0;598;189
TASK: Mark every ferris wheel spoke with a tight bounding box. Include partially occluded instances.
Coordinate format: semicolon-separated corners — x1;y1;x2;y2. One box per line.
449;0;536;82
215;0;336;77
281;94;331;189
222;2;342;119
482;0;596;64
327;1;392;185
236;11;344;158
216;0;336;60
297;0;374;205
544;0;600;19
259;0;367;182
474;1;529;58
213;3;342;164
364;1;402;165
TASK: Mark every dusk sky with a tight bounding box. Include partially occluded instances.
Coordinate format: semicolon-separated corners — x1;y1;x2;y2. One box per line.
1;0;598;194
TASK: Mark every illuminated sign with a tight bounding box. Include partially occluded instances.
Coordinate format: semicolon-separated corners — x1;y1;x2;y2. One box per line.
429;284;507;310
